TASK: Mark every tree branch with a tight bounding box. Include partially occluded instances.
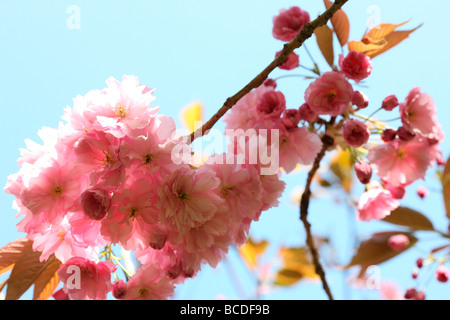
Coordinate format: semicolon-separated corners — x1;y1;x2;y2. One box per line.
300;132;335;300
188;0;349;142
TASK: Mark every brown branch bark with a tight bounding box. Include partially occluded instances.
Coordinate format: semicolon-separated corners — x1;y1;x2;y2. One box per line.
188;0;349;142
300;133;335;300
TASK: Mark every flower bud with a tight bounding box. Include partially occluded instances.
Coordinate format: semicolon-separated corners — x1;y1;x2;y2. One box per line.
112;279;127;299
282;109;301;129
298;103;318;122
354;161;372;184
387;234;410;251
79;188;111;220
276;50;299;70
381;128;397;142
397;126;415;141
416;186;429;199
343;119;370;147
352;91;369;109
436;265;450;283
382;95;399;111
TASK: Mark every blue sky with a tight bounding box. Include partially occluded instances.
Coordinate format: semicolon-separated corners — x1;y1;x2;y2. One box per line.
0;0;449;300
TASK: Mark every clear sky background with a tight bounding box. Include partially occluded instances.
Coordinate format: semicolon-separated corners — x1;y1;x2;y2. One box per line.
0;0;449;300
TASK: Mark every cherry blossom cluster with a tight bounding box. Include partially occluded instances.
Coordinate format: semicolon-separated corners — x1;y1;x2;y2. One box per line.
4;75;285;300
266;6;445;222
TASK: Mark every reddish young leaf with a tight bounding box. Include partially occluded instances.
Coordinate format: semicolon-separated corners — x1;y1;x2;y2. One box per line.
363;21;409;43
346;231;417;268
324;0;350;46
5;250;56;300
33;258;62;300
367;25;422;58
0;238;33;276
382;206;434;231
314;24;335;67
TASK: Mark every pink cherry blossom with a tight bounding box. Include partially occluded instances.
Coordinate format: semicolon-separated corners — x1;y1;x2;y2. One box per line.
278;125;323;173
298;103;318;122
20;160;87;224
380;282;404;300
223;84;273;131
339;50;372;82
282;109;301;129
356;181;400;221
276;50;299;70
101;177;160;250
58;257;116;300
400;87;443;140
157;167;223;237
256;90;286;119
367;137;432;187
343;119;370;147
305;71;354;117
272;7;310;42
122;264;175;300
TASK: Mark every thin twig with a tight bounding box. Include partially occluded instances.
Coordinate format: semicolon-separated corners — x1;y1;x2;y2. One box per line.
187;0;349;142
300;132;336;300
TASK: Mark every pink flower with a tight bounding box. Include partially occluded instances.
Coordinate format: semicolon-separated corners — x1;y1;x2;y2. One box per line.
101;177;160;250
305;71;354;116
223;84;273;131
206;155;263;222
52;288;69;300
416;186;429;199
352;91;369;109
368;137;432;187
380;282;404;300
259;172;286;212
400;87;443;140
387;234;410;251
272;7;310;42
382;95;399;111
356;181;399;221
385;182;406;199
122;264;175;300
276;50;299;70
436;265;450;283
381;129;397;142
20;160;87;224
343;119;370;147
354;161;372;184
157;167;223;236
282;109;301;129
79;188;111;220
339;50;372;82
279;125;323;173
112;280;127;299
29;216;98;263
73;130;125;186
58;257;116;300
298;103;318;122
256;91;286;119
